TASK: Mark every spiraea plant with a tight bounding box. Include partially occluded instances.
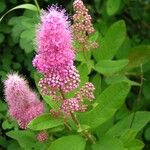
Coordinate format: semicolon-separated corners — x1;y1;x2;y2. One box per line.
2;0;150;150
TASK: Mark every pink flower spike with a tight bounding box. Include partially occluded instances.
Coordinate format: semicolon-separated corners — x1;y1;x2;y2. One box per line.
33;5;80;95
4;73;44;129
33;5;75;75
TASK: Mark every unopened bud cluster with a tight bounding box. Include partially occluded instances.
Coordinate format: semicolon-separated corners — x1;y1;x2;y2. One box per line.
73;0;98;51
60;82;95;116
37;131;49;142
60;97;87;116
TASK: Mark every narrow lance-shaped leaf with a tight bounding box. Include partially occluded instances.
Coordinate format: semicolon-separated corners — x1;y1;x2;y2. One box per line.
0;4;38;22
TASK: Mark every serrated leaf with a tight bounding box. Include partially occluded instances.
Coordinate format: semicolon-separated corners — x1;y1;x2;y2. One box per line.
94;59;129;75
48;135;86;150
77;82;130;128
28;113;63;130
107;0;121;16
94;20;126;60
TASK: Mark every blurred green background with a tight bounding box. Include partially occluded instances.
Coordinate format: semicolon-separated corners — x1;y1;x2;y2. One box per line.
0;0;150;149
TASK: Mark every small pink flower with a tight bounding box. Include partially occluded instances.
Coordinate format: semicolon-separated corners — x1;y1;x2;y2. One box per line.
60;97;87;116
37;131;49;142
79;82;95;101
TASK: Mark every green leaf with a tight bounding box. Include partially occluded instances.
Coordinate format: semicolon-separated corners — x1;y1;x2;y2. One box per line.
6;130;36;149
0;100;7;112
125;139;144;150
34;72;42;93
28;113;63;131
2;120;13;130
75;51;91;62
0;0;6;13
77;63;89;86
92;136;126;150
0;4;38;22
7;141;22;150
94;59;129;75
95;20;126;60
0;33;4;43
42;95;58;109
105;74;140;86
20;28;35;53
144;127;150;141
0;136;7;148
107;0;121;16
123;45;150;71
48;135;86;150
106;111;150;138
91;73;101;97
77;82;130;128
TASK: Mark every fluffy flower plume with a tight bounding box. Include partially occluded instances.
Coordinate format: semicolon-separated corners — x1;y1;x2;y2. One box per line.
33;6;80;97
4;73;44;129
73;0;98;50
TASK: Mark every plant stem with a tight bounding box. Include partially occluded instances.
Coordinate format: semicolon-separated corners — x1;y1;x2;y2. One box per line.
130;64;144;128
59;89;96;144
70;113;96;144
33;0;40;13
64;122;72;131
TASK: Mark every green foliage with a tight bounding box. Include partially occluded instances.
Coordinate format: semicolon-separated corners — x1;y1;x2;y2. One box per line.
93;20;126;61
92;136;126;150
48;135;86;150
0;0;150;149
95;59;129;76
106;0;121;16
28;113;63;130
78;82;130;128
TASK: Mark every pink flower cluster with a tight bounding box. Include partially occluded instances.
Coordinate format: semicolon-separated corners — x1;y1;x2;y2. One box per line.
61;97;87;116
37;131;49;142
73;0;98;50
60;82;95;116
33;6;80;97
4;73;44;129
79;82;95;101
